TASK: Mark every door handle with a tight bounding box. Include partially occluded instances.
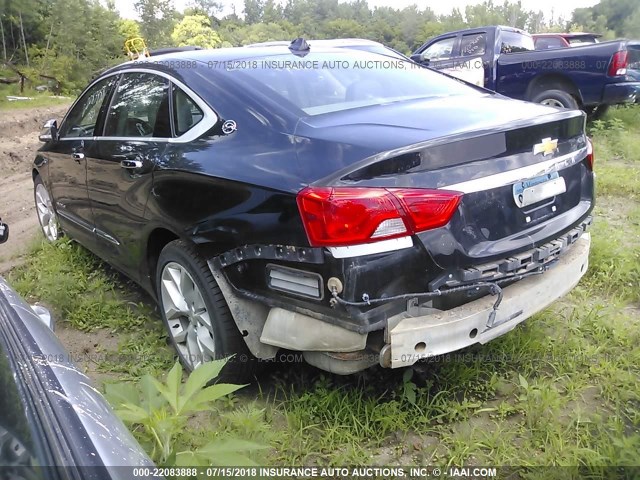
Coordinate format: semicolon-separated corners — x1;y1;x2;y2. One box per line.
72;152;85;162
120;159;143;169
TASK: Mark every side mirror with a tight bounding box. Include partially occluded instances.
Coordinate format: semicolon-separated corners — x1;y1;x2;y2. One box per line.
39;119;58;142
410;53;430;65
0;220;8;244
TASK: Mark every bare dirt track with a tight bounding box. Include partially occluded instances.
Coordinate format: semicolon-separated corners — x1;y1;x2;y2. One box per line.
0;104;70;272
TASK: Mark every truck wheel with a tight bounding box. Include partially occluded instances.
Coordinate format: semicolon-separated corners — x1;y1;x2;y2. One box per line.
531;89;579;110
156;239;258;383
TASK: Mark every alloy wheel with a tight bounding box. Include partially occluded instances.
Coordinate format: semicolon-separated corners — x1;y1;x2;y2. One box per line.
160;261;215;369
540;98;566;108
35;183;59;242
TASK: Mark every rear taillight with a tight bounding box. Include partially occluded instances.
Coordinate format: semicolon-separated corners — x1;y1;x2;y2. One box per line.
586;137;594;170
608;50;628;76
296;187;462;247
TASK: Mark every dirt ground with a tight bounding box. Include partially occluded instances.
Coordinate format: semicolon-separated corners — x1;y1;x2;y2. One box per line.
0;105;70;272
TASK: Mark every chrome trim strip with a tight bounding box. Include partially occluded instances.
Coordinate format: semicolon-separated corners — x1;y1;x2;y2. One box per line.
439;147;587;194
56;206;120;245
58;68;218;144
94;229;121;246
55;208;95;233
328;236;413;259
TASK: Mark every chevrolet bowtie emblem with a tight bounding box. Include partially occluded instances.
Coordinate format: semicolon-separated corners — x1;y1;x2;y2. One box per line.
533;137;558;156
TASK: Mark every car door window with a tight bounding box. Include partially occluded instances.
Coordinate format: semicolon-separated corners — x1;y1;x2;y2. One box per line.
461;33;486;56
58;77;114;138
173;85;204;136
104;72;171;138
422;37;457;60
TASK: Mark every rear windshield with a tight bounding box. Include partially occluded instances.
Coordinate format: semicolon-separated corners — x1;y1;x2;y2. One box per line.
226;52;482;116
567;36;599;45
500;31;535;53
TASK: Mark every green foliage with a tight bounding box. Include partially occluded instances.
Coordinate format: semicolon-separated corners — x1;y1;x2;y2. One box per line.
118;19;142;42
105;359;266;466
134;0;178;49
402;368;417;406
9;240;151;333
171;14;222;48
4;0;635;93
570;0;640;38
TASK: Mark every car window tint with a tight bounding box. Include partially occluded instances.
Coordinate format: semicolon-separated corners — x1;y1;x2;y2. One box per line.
59;77;114;138
230;52;481;116
500;31;535;53
567;37;598;45
104;72;171;138
173;85;204;136
0;334;40;472
422;37;456;60
461;33;486;56
536;37;565;49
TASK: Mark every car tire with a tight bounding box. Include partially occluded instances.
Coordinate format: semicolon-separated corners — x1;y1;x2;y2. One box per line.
156;239;258;383
531;89;579;110
34;175;62;242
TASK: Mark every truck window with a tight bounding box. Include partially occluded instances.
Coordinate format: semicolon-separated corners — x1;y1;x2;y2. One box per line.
567;36;599;45
422;37;456;60
500;31;534;54
461;33;486;56
535;37;566;50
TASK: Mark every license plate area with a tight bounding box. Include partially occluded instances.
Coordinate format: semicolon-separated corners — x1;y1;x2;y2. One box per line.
513;172;566;208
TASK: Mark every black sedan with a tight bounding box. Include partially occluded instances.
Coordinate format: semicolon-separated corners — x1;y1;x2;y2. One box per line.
0;220;155;478
33;40;594;379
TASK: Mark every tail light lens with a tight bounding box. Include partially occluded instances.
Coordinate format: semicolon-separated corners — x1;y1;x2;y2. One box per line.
296;187;462;247
586;137;594;170
607;50;628;76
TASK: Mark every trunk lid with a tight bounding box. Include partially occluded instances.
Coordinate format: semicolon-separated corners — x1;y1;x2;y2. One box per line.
296;97;593;270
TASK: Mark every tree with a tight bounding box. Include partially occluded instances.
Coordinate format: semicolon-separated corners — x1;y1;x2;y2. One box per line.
171;14;222;48
243;0;264;24
570;0;639;37
118;19;142;41
322;18;365;39
134;0;177;48
188;0;223;18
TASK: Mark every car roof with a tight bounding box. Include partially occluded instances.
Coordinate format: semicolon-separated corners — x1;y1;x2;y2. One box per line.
102;43;403;77
245;38;386;48
427;25;529;37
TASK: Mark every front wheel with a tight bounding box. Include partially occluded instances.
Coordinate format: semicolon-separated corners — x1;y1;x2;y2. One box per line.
531;89;579;110
34;175;61;242
155;240;258;382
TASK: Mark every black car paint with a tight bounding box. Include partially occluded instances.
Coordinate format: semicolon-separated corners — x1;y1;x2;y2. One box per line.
34;47;594;334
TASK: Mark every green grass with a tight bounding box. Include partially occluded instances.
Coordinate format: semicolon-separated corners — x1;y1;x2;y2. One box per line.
0;83;72;110
8;239;173;377
7;105;640;471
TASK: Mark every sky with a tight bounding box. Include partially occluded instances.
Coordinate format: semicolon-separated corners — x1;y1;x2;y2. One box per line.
113;0;600;23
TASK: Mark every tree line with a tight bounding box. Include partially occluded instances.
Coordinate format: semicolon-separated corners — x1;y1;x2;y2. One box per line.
0;0;637;93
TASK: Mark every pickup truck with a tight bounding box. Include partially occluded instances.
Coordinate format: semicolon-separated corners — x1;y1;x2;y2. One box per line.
411;25;640;117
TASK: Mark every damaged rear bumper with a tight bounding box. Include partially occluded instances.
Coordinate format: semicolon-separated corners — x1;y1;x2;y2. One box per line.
383;233;591;368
